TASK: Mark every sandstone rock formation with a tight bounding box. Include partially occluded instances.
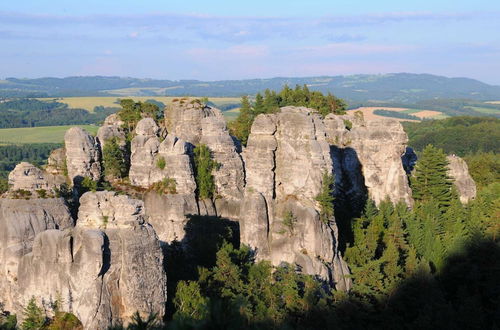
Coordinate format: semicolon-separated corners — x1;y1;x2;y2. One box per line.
165;99;245;218
96;113;127;148
447;155;477;203
7;162;66;196
13;192;166;329
45;147;66;175
325;114;413;206
64;127;102;184
241;108;351;290
0;197;73;312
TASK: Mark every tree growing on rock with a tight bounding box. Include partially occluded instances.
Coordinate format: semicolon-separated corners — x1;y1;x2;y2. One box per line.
194;144;219;200
102;137;128;179
315;172;335;224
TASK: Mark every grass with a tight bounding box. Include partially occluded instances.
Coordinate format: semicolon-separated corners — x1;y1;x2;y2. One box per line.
0;125;98;144
38;96;241;112
467;106;500;115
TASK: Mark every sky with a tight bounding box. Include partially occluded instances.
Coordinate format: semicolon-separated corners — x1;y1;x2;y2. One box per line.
1;0;499;84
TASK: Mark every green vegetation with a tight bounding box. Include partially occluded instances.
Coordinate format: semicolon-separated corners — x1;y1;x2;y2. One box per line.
117;99;161;133
410;145;454;211
156;156;166;170
102;138;128;179
0;125;98;145
373;109;420;120
0;143;60;179
403;116;500;156
150;178;177;195
230;85;346;145
343;119;353;130
282;210;297;235
0;98;115;128
315;172;335;224
464;152;500;189
21;297;45;330
193;144;218;200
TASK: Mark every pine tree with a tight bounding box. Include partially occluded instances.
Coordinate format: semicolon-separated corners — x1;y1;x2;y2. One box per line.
315;172;335;224
102;137;127;179
21;297;45;330
411;144;454;211
193;144;218;200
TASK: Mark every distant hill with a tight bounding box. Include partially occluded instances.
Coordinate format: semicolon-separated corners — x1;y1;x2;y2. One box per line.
3;73;500;104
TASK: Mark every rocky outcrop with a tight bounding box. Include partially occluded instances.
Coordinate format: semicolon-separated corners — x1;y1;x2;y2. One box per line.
241;108;351;290
325;115;413;206
45;147;66;176
0;198;73;311
447;155;477;203
165;99;245;218
96;114;127;148
64;127;101;184
129;118;196;194
14;192;166;329
7;162;66;196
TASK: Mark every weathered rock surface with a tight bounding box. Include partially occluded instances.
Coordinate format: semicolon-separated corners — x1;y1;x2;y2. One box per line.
447;155;477;203
13;192;166;329
45;147;66;175
64;127;101;184
241;108;351;290
165;100;245;218
129;118;196;194
325;115;413;206
97;113;127;148
7;162;66;195
0;198;73;311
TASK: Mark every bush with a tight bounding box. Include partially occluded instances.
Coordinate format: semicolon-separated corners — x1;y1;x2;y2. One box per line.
194;144;218;200
282;210;297;235
150;178;177;195
156;156;166;170
343;119;353;130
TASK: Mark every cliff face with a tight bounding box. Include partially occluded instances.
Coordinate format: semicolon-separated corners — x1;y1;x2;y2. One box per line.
0;104;478;328
9;192;166;329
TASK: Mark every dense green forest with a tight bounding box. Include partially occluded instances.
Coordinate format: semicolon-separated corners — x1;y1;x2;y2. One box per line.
373;109;420;121
0;99;117;128
403;116;500;156
229;85;346;145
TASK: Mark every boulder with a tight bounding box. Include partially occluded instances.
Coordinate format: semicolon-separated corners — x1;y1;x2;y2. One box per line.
96;113;127;149
447;155;477;203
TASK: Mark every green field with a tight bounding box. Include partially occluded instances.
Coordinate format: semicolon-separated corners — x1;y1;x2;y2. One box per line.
0;125;98;144
38;96;241;112
466;106;500;115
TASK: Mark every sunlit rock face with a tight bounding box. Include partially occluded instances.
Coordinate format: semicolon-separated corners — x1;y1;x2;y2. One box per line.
241;107;351;290
446;155;477;203
64;127;101;184
13;192;167;329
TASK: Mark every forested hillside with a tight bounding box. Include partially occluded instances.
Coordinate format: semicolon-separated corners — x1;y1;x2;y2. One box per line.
403;116;500;155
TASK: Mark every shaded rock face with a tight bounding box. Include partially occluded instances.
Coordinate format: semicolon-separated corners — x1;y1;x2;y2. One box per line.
447;155;477;203
0;198;73;311
165;100;245;218
7;162;66;195
13;192;166;329
241;108;351;290
325;115;413;206
64;127;102;184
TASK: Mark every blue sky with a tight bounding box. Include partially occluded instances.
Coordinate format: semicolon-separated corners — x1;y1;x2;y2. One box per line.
1;0;499;84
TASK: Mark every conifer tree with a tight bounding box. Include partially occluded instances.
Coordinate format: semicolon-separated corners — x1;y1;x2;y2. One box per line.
315;172;335;224
102;137;127;179
193;144;218;200
21;297;45;330
411;144;454;211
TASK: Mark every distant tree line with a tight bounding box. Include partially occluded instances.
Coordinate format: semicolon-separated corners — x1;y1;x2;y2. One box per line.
373;109;421;121
0;99;117;128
